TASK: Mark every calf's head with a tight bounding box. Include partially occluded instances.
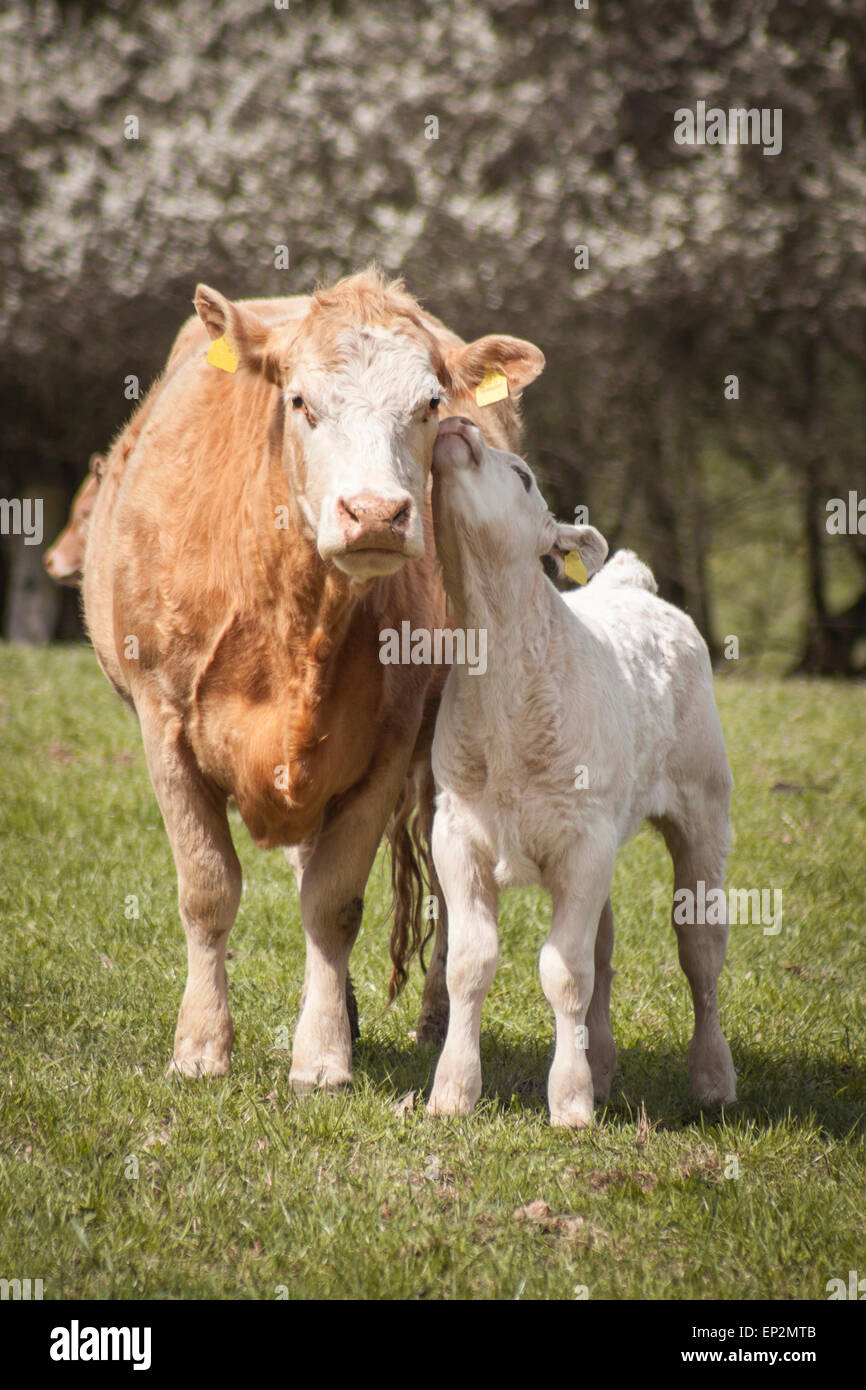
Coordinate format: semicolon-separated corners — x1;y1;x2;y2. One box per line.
431;416;607;594
194;271;545;584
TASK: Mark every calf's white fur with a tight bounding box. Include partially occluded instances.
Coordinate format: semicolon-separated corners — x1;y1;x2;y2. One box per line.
428;416;736;1126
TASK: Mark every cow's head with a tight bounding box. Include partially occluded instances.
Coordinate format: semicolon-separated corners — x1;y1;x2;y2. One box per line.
44;463;103;587
194;270;545;584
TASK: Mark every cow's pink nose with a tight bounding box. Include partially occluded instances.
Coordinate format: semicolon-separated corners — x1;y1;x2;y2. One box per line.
336;493;413;544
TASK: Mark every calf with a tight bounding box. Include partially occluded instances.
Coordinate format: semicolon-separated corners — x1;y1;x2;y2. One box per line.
427;416;736;1126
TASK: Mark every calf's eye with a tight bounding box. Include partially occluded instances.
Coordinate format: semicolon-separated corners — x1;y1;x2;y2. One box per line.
429;397;441;412
512;465;532;493
291;395;305;410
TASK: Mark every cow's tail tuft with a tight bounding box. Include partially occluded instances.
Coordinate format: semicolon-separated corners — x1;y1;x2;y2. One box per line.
386;768;436;1001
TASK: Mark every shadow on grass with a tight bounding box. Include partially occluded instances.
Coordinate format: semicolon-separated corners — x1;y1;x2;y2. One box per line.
353;1030;865;1137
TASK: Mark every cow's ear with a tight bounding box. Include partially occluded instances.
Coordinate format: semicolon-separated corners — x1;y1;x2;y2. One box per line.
194;284;283;386
543;522;608;582
446;334;546;398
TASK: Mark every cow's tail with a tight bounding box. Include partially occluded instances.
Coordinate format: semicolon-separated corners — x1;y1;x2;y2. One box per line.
386;765;436;1000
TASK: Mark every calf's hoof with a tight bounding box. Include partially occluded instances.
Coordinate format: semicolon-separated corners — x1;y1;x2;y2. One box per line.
548;1072;595;1128
549;1097;595;1129
288;1064;353;1095
427;1072;479;1117
167;1049;231;1079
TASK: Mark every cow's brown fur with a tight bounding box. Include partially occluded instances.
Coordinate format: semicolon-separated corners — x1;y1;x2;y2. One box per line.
83;268;544;1082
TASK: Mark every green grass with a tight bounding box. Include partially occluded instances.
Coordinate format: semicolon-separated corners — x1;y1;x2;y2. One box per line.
0;643;864;1300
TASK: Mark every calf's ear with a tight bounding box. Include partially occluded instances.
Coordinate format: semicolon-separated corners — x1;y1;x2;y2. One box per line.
543;523;608;582
445;334;545;398
194;284;288;386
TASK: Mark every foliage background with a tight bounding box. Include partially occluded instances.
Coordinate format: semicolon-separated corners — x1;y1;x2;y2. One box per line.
1;0;865;668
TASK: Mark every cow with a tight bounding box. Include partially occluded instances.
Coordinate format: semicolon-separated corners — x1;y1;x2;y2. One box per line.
83;268;545;1089
426;416;736;1126
44;457;105;587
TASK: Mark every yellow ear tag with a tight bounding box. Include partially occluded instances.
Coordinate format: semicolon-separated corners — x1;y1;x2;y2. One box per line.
564;551;588;585
474;369;509;406
206;334;239;373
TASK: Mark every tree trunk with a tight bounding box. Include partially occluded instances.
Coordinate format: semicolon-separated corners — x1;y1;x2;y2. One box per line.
3;484;65;643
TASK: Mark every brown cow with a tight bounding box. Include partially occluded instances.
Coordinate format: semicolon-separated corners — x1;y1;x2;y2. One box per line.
83;268;544;1089
44;457;105;586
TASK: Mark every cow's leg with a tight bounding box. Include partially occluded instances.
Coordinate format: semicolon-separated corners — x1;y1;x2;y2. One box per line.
414;764;450;1044
542;827;618;1128
427;806;498;1116
136;689;240;1077
289;741;415;1093
655;804;736;1105
285;843;359;1041
585;896;617;1100
416;906;449;1042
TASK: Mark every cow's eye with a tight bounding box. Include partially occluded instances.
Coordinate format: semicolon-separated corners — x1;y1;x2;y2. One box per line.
291;395;305;411
429;397;441;412
512;465;532;493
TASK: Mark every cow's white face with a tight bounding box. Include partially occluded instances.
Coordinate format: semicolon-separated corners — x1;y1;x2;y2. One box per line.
193;275;547;584
282;328;442;581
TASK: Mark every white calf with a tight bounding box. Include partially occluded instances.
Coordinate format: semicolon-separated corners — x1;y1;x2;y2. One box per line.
428;416;736;1127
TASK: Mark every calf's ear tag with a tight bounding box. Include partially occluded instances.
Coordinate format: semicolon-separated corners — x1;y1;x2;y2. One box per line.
564;551;588;585
475;369;508;406
206;334;239;373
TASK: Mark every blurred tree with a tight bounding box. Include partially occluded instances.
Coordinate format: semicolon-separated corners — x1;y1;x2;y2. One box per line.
1;0;864;667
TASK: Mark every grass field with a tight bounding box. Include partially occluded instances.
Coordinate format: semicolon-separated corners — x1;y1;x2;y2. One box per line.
0;643;863;1300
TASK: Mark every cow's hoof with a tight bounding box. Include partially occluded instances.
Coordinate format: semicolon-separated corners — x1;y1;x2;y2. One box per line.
414;1011;448;1045
689;1035;736;1106
693;1074;737;1106
588;1047;617;1102
167;1052;231;1079
288;1066;352;1095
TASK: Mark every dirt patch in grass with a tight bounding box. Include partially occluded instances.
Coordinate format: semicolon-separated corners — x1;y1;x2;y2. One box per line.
513;1198;612;1247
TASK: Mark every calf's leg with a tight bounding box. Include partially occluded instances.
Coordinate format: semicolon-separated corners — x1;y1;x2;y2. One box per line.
137;688;240;1077
585;896;617;1100
543;828;618;1128
654;805;736;1105
427;806;498;1116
